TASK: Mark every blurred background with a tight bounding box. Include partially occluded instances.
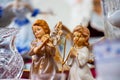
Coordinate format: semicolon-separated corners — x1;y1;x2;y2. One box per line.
0;0;104;33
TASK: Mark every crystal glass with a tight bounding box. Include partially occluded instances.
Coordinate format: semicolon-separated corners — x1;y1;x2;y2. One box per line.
0;28;24;79
101;0;120;39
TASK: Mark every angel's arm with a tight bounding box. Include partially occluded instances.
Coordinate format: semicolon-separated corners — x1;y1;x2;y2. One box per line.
77;47;90;67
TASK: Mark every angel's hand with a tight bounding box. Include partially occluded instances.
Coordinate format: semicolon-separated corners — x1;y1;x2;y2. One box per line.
70;47;77;58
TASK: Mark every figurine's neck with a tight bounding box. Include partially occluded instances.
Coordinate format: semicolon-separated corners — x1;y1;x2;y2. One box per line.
74;44;84;49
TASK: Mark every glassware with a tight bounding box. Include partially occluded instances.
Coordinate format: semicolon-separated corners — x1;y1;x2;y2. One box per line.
93;1;120;80
0;28;24;79
101;0;120;39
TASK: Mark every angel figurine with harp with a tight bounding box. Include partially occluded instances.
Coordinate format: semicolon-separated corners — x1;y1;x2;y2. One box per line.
66;25;95;80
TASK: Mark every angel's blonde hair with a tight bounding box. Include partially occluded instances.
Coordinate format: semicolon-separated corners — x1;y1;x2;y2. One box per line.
32;19;50;34
73;25;90;47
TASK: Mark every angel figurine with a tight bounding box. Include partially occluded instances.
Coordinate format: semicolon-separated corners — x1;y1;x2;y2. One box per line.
29;19;58;80
67;25;94;80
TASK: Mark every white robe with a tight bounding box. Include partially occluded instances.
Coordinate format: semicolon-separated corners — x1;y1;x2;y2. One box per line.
68;47;94;80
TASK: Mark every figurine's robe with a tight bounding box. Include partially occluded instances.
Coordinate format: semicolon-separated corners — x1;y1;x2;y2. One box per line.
68;47;94;80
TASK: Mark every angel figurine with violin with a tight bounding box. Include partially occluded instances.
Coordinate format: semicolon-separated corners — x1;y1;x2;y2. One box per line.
29;19;58;80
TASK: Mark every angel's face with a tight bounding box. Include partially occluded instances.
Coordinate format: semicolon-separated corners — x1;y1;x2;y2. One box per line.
32;25;45;39
73;31;81;44
73;31;85;46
